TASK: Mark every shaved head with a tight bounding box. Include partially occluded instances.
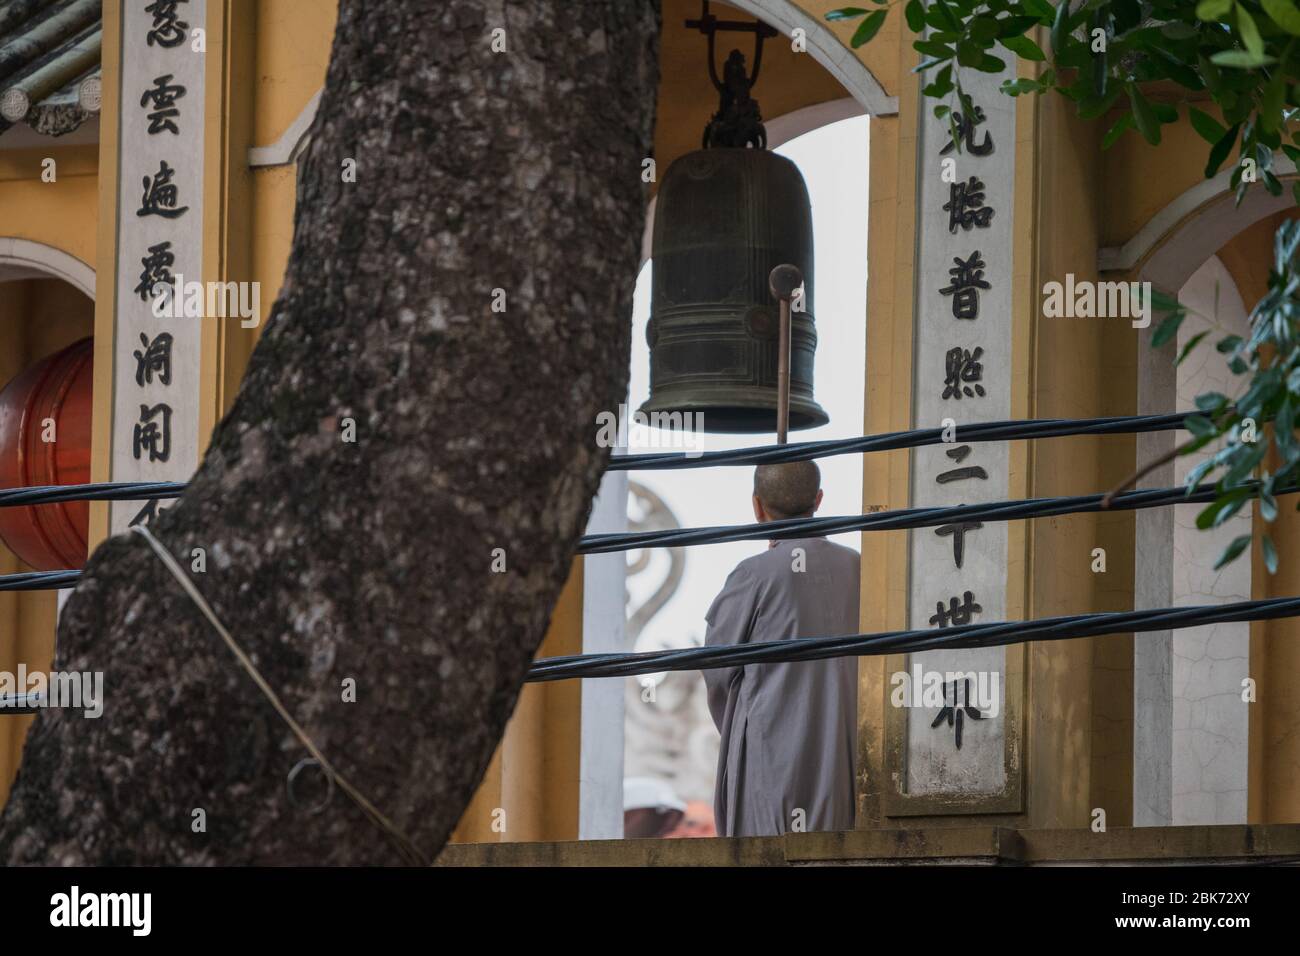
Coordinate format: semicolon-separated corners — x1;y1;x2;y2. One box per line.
753;461;821;520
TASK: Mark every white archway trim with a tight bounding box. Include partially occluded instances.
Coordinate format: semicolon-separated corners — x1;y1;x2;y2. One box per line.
0;237;94;297
248;88;321;168
245;3;897;169
1098;154;1299;274
726;0;897;116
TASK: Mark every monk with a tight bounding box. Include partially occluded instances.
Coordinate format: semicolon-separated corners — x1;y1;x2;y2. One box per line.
702;460;860;837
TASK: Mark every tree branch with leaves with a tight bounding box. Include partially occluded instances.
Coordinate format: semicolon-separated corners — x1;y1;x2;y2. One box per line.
829;0;1300;569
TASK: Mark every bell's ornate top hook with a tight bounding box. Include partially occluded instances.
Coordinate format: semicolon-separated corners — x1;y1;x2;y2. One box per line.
687;1;778;150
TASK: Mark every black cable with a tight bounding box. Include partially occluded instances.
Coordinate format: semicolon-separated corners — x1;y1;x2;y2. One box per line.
525;595;1300;682
0;570;80;591
0;413;1196;510
0;694;42;716
578;479;1297;553
0;481;184;508
610;411;1194;470
4;477;1287;590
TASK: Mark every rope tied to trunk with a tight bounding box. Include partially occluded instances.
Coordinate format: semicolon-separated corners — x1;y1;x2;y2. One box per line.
131;523;429;867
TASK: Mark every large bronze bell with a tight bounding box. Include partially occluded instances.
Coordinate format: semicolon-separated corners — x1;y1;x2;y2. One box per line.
640;6;828;434
641;148;827;433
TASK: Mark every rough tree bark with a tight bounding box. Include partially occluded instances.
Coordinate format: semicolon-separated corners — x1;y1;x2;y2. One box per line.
0;0;659;864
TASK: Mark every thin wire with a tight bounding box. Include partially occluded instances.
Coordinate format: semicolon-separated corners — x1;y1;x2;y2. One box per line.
577;479;1297;554
0;481;184;507
0;570;80;591
3;476;1288;592
611;411;1194;470
525;595;1300;682
131;524;429;866
0;413;1196;511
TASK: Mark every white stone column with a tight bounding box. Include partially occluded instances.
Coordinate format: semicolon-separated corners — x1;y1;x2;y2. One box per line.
107;0;208;536
578;466;627;839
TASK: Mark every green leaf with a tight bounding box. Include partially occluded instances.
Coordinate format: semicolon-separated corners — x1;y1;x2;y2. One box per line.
1262;72;1287;133
1263;0;1300;34
1197;0;1234;18
1150;288;1182;313
851;9;888;47
1001;76;1045;96
1210;49;1277;67
1102;112;1134;149
1205;123;1242;176
931;0;963;32
1184;413;1219;437
1001;34;1046;61
1161;22;1200;39
914;38;955;59
905;0;925;33
1188;106;1228;145
1022;0;1055;21
1128;83;1161;145
1264;533;1279;573
1177;330;1211;366
1223;442;1268;487
975;52;1007;73
1197;487;1254;528
968;16;999;44
826;7;869;20
1238;1;1266;55
1196;391;1231;413
997;15;1042;38
1050;0;1070;58
1200;54;1224;95
1151;308;1186;348
1214;534;1254;569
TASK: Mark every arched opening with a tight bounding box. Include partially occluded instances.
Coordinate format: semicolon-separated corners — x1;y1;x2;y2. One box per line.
618;106;870;836
0;242;96;807
1129;186;1300;826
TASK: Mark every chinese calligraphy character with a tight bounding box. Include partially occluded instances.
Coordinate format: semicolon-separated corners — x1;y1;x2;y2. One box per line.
133;332;174;387
929;590;983;628
133;403;173;463
137;161;189;219
133;241;175;302
939;106;994;157
936;444;988;483
942;346;986;400
939;251;990;320
145;0;189;48
140;74;186;135
943;176;994;233
934;520;982;569
930;678;986;750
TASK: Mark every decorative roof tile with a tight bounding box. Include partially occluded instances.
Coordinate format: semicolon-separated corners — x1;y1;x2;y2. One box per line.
0;0;102;138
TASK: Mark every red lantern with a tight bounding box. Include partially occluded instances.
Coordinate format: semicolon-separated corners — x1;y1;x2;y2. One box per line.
0;338;93;571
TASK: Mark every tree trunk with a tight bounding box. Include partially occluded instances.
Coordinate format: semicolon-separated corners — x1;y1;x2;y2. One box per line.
0;0;659;864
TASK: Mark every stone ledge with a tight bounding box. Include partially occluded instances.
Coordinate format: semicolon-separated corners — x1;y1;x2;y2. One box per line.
436;824;1300;866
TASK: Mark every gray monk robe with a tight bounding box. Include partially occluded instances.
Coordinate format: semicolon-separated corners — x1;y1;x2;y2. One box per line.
703;537;861;837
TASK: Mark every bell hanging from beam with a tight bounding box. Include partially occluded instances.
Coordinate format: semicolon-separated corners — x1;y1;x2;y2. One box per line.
640;3;828;434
